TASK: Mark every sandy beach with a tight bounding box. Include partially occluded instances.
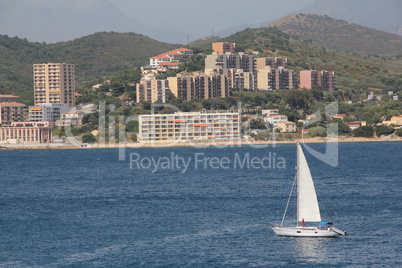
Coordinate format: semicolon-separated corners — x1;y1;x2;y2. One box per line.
1;136;401;150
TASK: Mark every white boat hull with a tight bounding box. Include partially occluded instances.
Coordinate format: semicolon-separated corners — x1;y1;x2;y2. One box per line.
272;226;341;237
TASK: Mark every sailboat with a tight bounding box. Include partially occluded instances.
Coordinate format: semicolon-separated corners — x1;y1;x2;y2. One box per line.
272;143;348;237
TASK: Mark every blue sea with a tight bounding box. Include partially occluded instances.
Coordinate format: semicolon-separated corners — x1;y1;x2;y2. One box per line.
1;142;401;267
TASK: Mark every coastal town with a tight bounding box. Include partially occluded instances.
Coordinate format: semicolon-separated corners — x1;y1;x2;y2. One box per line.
0;42;401;148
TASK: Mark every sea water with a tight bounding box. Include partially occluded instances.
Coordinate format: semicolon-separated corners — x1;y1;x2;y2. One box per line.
0;142;401;267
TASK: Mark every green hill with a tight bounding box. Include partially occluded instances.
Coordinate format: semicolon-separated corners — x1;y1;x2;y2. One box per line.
267;13;402;56
0;32;178;105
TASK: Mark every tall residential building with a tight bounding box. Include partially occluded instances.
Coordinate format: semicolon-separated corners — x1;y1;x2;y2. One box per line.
205;52;255;74
0;103;27;126
212;42;236;54
255;57;288;71
33;63;76;107
138;110;240;142
300;70;335;91
167;72;231;102
257;67;296;91
136;79;171;104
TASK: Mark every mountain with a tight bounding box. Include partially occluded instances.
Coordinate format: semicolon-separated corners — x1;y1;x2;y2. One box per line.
0;32;178;104
301;0;402;36
267;13;402;55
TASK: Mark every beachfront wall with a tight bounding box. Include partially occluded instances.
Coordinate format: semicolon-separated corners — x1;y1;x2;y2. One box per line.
138;110;240;142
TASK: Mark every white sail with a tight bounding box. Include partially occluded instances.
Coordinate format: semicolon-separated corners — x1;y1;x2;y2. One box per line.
297;143;321;223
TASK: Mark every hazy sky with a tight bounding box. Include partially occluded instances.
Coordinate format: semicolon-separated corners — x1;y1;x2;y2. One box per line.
110;0;314;36
0;0;314;43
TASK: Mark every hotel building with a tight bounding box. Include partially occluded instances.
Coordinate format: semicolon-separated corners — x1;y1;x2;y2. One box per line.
138;110;240;142
33;63;76;107
0;121;52;144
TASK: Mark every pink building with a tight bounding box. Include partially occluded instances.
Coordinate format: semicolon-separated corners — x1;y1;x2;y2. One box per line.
0;121;52;144
300;70;335;91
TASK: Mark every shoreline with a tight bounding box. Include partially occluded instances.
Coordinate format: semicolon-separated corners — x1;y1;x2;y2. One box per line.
1;136;401;150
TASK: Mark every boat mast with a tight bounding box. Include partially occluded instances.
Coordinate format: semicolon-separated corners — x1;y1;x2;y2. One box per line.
296;143;300;227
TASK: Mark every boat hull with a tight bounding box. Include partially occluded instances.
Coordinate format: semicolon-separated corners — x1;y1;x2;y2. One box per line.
272;226;340;237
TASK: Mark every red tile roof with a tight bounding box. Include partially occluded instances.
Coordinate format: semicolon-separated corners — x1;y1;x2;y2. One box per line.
0;102;25;106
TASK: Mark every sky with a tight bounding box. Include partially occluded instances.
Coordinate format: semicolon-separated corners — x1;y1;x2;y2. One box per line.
0;0;315;43
109;0;315;37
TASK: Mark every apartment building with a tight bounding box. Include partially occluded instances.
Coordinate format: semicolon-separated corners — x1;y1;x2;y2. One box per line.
212;42;236;54
0;103;27;126
167;72;231;102
0;121;52;144
29;103;72;122
138;110;240;142
257;67;296;90
300;70;335;91
233;70;256;90
0;95;20;103
255;57;288;71
136;79;171;103
205;52;255;74
33;63;75;106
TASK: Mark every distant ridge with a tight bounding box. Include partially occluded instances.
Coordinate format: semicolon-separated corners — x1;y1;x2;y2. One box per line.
267;13;402;55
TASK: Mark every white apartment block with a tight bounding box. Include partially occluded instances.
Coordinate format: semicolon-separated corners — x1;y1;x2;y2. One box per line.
33;63;75;107
139;110;240;142
29;103;72;122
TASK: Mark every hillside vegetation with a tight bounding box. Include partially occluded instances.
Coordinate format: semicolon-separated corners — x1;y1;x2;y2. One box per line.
0;32;178;104
267;13;402;56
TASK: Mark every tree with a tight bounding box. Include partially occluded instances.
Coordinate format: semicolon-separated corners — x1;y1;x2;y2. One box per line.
352;126;374;138
308;126;326;137
395;128;402;137
375;125;394;137
125;120;139;132
58;126;66;137
82;132;97;143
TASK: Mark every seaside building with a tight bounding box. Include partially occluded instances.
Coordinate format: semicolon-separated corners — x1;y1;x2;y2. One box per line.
277;121;296;133
264;114;288;127
300;70;335;91
0;102;27;126
0;121;52;144
138;110;240;142
212;42;236;54
55;110;85;127
29;103;72;122
33;63;76;107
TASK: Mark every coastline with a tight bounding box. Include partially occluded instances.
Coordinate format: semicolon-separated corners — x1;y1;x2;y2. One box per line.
1;136;401;150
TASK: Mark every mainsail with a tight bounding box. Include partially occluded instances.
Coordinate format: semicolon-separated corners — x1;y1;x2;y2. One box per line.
297;143;321;223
